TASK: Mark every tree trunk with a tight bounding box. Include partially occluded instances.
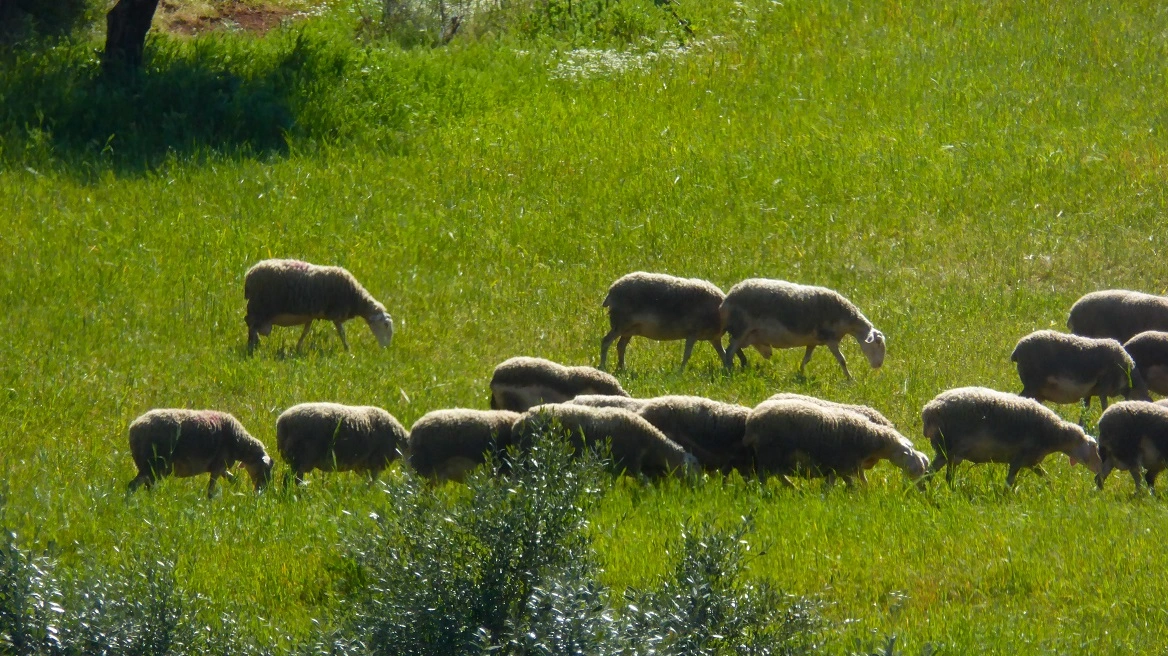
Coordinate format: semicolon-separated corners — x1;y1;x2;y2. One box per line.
103;0;160;73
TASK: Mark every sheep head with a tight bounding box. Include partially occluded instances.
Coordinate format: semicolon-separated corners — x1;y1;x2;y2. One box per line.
366;308;395;347
244;454;274;491
1065;426;1102;475
859;328;886;369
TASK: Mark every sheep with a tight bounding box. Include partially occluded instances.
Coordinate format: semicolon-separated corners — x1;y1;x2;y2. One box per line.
565;395;647;412
1068;289;1168;344
743;399;928;487
920;387;1102;487
1095;401;1168;492
406;409;520;482
766;392;895;428
511;403;698;478
276;402;408;484
489;356;629;412
719;279;885;378
244;259;394;353
634;396;754;474
1123;331;1168;396
1010;329;1150;412
126;409;273;498
599;272;736;371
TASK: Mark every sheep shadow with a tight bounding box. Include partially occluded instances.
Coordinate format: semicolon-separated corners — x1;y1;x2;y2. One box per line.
3;32;342;176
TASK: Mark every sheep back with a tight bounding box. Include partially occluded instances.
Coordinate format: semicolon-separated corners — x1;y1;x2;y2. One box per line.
407;409;520;482
635;396;753;474
276;402;407;479
1096;401;1168;489
602;272;725;341
1010;330;1142;403
490;357;628;411
720;279;874;344
920;387;1098;472
244;259;392;347
128;409;272;494
744;400;923;481
1068;290;1168;343
566;395;647;412
512;404;693;478
1124;331;1168;396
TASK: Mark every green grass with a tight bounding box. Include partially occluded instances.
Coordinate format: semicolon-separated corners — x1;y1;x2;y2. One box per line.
3;0;1168;652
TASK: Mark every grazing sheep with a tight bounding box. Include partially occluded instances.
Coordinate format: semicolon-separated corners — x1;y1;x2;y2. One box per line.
634;396;753;474
276;403;408;484
719;279;885;378
743;399;928;487
406;409;520;482
1010;329;1150;412
766;392;895;428
512;404;698;478
1124;331;1168;396
1095;401;1168;492
921;387;1102;486
127;409;273;498
1068;289;1168;343
565;395;647;412
244;259;394;353
599;272;736;371
489;356;629;412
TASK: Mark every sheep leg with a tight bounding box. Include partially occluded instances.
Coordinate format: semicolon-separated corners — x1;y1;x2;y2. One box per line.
616;335;632;370
724;334;747;370
1130;467;1145;493
1099;395;1109;412
599;328;621;370
827;343;852;379
945;458;960;486
1145;465;1163;492
334;321;350;351
1095;458;1114;490
127;474;153;492
296;322;313;350
206;471;221;499
679;337;698;371
247;327;259;353
799;345;815;375
1005;459;1027;487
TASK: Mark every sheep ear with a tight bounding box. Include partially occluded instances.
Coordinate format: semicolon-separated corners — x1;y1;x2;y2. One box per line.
1068;455;1079;467
263;455;273;466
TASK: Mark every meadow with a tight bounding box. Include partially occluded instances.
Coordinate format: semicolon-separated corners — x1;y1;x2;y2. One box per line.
3;0;1168;652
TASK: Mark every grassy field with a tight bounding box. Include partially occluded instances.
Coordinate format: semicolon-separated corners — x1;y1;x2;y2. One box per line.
3;0;1168;652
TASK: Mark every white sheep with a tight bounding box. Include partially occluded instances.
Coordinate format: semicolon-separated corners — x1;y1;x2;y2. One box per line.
511;403;698;478
126;409;273;498
489;356;629;412
634;395;753;474
1068;289;1168;343
719;279;885;378
1095;401;1168;492
1123;331;1168;396
1010;329;1150;412
599;272;734;371
743;399;928;487
276;402;408;484
406;409;520;482
244;259;394;353
921;387;1102;487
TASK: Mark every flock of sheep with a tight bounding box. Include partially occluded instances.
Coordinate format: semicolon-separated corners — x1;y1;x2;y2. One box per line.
126;260;1168;497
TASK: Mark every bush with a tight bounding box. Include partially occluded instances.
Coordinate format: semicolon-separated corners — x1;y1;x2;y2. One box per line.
329;425;822;655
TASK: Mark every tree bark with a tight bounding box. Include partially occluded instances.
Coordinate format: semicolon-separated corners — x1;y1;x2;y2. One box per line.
103;0;160;73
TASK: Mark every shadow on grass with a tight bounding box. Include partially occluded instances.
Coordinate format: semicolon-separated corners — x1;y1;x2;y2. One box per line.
1;31;355;176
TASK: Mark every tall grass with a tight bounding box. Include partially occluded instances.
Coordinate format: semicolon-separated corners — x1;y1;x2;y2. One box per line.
2;0;1168;652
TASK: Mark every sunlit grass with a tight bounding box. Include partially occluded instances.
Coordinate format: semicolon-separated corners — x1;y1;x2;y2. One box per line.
3;0;1168;652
